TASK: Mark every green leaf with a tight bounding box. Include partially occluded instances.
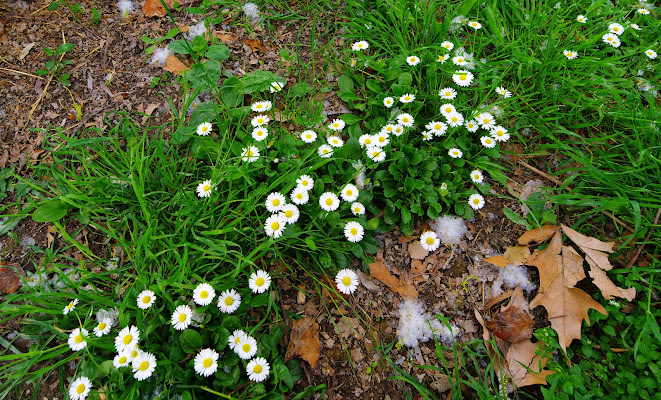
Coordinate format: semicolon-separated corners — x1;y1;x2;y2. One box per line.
47;1;60;11
179;329;203;353
398;72;413;87
366;79;382;93
503;207;530;228
289;81;312;97
340;113;362;125
337;75;354;93
206;44;230;60
401;207;412;224
169;39;193;55
326;211;340;228
250;293;270;307
456;0;479;16
33;199;69;222
366;217;379;230
360;235;380;254
305;236;317;250
404;177;415;193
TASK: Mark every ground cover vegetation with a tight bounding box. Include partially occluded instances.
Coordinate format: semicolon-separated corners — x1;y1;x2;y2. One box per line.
0;0;659;399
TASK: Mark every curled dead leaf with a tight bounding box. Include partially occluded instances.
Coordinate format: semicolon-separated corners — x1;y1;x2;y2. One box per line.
243;38;267;53
517;225;560;245
485;255;511;268
0;264;23;294
369;261;418;298
486;306;534;344
142;0;174;18
507;339;555;387
284;316;321;368
163;55;190;74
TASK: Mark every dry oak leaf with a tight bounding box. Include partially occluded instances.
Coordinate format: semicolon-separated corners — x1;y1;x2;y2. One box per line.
369;261;418;298
408;240;428;260
0;264;23;294
485;255;511;268
486;287;534;344
527;231;606;356
142;0;174;18
588;265;636;302
284;316;321;368
504;245;532;266
507;339;555;387
243;38;268;53
517;225;560;246
163;55;190;74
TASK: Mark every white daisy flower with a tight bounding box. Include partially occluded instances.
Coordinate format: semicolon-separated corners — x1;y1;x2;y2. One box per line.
265;192;286;213
441;41;454;51
446;112;464;127
318;144;333;158
115;325;139;353
335;269;359;294
465;120;479;132
397;113;414;127
340;184;359;202
328;119;345;131
113;351;132;368
576;15;587;23
251;114;270;127
246;357;270;382
380;124;396;135
351;40;369;51
495;86;512;98
290;187;310;205
452;70;474;87
481;136;497;148
637;8;650;15
438;87;457;100
228;329;246;351
406;56;421;66
344;221;364;243
645;49;657;59
296;175;314;191
468;193;485;210
193;283;216;306
269;81;285;93
608;23;624;35
93;317;113;337
217;289;241;314
68;328;89;352
196;122;212;136
235;335;258;359
171;305;193;331
393;125;404;136
249;270;271;294
631;23;641;31
440;182;448;190
319;192;340;212
470;170;484;184
251;127;269;142
374;132;390;147
241;146;260;163
452;55;469;66
69;376;92;400
327;135;344;148
301;130;317;143
63;298;79;315
351;202;366;216
251;101;272;113
440;103;456;117
420;231;440;252
437;54;449;63
383;97;395;108
132;351;157;381
136;290;156;310
366;146;386;162
422;131;433;141
602;33;621;48
468;21;482;30
400;93;415;103
491;126;510;142
563;50;578;60
359;134;375;148
194;348;219;377
280;204;300;224
264;214;287;238
448;148;463;158
197;180;213;198
478;112;496;130
426;121;447;136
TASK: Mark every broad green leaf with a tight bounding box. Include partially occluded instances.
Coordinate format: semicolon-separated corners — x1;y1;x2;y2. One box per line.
206;44;230;60
337;75;354;93
179;329;203;352
33;199;68;222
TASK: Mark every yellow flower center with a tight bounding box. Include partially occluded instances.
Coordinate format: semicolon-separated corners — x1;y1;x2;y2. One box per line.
445;92;451;96
254;364;263;373
342;276;352;286
203;358;213;368
258;118;264;123
323;149;329;154
484;119;490;124
487;139;493;143
123;334;132;345
139;361;149;371
256;277;265;286
200;290;208;299
67;302;74;309
452;117;458;122
460;74;467;80
458;58;463;62
365;138;372;144
326;198;333;206
225;297;234;306
119;356;127;364
473;198;480;204
132;349;139;358
202;126;208;132
142;296;151;304
296;193;303;199
285;210;293;218
567;52;573;57
333;123;339;128
178;314;186;322
272;199;280;206
271;221;280;230
474;174;480;179
234;337;242;344
350;228;358;235
445;107;452;113
98;322;107;330
403;117;409;122
247;150;254;156
77;384;86;394
302;180;308;186
426;237;435;245
354;207;360;213
243;343;251;352
405;96;410;101
75;335;83;344
203;185;210;192
346;190;353;196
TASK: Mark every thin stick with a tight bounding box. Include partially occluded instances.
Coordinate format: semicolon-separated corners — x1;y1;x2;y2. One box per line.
0;67;43;79
626;208;661;268
518;160;635;233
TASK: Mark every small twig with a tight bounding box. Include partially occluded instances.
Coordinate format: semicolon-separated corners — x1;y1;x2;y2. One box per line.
518;160;635;233
0;67;43;79
626;208;661;268
593;345;629;353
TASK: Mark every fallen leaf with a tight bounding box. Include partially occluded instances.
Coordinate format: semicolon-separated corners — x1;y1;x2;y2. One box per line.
485;255;511;268
486;288;534;343
588;265;636;301
215;32;238;43
19;42;35;60
507;339;555;387
163;55;190;74
410;259;426;276
503;245;531;266
176;23;190;32
369;261;418;298
561;245;586;288
517;225;560;245
561;224;614;253
398;234;418;244
354;270;380;291
285;316;321;368
408;240;428;260
142;0;174;17
243;38;267;52
0;264;23;294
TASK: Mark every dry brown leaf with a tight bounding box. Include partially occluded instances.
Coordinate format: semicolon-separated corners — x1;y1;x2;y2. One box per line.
142;0;174;17
528;231;606;356
215;32;239;43
369;261;418;298
163;55;190;74
486;288;534;344
485;255;511;268
410;259;426;276
588;265;636;301
243;38;267;52
507;339;555;387
397;234;418;244
503;245;531;266
517;225;560;245
0;264;22;294
284;316;321;368
408;240;428;260
561;245;586;287
561;224;614;253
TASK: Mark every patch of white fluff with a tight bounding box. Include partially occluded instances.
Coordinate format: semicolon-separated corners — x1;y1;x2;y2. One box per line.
491;264;537;297
397;300;458;348
242;2;261;23
150;47;172;65
187;21;209;40
117;0;134;18
429;215;467;245
97;308;120;326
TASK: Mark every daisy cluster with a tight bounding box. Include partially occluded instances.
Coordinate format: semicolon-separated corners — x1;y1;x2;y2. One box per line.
60;270;276;399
